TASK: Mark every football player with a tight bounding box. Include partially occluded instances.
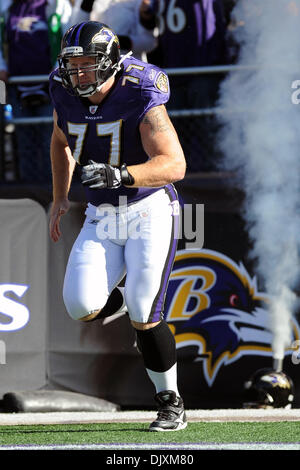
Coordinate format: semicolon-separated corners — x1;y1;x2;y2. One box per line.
49;21;187;431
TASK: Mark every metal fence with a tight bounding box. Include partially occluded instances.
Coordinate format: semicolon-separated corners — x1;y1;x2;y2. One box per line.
0;64;251;182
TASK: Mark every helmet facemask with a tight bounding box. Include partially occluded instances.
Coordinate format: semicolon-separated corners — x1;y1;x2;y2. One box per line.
59;49;117;97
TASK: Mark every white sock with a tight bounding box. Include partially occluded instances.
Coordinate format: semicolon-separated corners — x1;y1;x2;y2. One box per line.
146;363;179;396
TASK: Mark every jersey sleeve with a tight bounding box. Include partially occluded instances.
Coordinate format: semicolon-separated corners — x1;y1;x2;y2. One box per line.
48;69;63;129
139;66;170;121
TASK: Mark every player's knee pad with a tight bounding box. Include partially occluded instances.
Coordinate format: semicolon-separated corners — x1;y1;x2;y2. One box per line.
135;320;177;372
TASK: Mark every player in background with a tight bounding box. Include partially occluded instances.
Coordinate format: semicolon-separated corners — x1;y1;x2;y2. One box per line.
69;0;158;62
143;0;228;172
49;21;187;431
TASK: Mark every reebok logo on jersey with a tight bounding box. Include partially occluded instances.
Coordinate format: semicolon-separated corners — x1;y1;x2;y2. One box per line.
149;69;156;81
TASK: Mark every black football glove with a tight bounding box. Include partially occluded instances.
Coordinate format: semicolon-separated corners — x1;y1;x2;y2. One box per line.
81;160;134;189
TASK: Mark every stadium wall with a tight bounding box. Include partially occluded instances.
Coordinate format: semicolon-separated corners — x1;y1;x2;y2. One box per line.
0;176;299;409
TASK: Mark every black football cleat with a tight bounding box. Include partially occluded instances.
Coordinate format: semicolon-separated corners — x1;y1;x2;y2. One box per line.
149;390;187;432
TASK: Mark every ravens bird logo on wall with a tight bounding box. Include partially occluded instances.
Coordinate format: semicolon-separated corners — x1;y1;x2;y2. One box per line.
164;249;300;386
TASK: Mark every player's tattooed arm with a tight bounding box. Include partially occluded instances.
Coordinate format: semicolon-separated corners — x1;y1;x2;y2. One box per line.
141;105;172;136
127;105;186;187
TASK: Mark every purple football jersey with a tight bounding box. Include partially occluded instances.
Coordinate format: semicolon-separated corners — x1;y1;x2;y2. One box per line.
157;0;226;68
49;56;171;206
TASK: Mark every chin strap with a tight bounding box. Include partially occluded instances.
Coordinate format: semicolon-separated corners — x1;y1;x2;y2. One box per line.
117;50;133;68
102;50;133;82
76;84;97;97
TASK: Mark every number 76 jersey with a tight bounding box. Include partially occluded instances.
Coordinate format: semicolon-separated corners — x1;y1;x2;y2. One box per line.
49;56;171;207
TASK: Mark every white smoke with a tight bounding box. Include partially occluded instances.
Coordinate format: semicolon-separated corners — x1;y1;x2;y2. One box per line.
217;0;300;362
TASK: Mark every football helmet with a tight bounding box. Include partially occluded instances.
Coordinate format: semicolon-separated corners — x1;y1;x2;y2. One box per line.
243;368;295;409
58;21;129;97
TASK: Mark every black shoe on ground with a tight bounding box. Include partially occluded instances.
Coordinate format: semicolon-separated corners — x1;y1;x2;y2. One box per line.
149;390;187;432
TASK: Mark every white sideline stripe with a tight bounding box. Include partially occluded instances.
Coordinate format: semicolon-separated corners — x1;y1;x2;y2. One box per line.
0;443;299;450
1;409;300;425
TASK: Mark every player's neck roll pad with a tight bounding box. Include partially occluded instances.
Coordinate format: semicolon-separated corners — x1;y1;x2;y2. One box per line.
135;320;177;372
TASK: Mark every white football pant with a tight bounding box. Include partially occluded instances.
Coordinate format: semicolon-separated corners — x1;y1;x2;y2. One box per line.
63;187;180;323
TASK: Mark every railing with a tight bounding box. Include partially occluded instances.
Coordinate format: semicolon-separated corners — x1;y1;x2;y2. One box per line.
0;64;253;180
4;63;255;122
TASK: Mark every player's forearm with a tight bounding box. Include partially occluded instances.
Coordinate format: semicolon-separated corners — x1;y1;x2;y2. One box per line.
127;154;186;188
135;105;186;187
50;133;76;201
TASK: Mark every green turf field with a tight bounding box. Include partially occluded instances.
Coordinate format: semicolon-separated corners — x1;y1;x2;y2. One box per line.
0;421;299;447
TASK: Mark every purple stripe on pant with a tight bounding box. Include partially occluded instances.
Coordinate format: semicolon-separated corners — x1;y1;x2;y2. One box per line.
149;184;180;323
